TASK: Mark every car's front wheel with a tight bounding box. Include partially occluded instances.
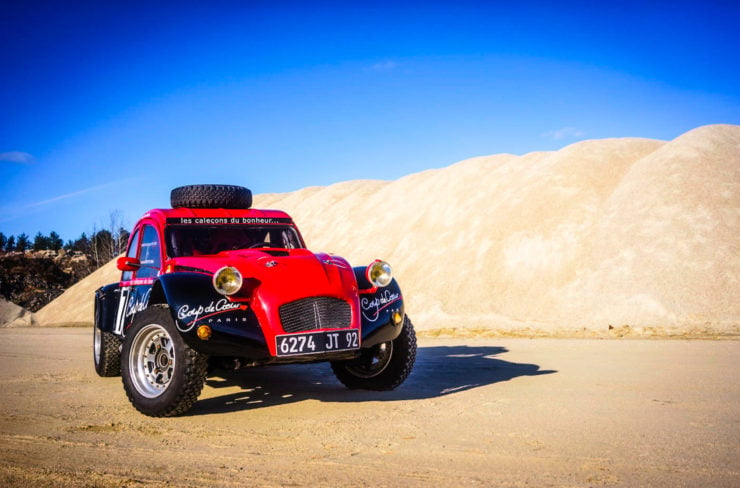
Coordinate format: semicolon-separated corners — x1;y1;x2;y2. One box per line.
121;305;208;417
331;315;417;390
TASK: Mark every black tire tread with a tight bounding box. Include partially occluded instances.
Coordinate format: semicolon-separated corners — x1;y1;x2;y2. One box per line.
121;305;208;417
95;330;122;377
170;184;252;209
151;348;208;417
331;316;417;391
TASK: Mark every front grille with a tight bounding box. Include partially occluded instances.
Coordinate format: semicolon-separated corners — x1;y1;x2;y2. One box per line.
279;297;352;333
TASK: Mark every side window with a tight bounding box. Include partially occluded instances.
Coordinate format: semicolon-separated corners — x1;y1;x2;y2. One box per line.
137;225;161;279
282;229;300;249
122;229;140;282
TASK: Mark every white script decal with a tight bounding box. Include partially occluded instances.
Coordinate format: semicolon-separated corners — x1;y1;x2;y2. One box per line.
125;288;152;318
361;290;401;322
177;299;242;329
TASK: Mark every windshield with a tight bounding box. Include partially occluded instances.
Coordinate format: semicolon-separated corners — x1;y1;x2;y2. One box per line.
165;225;304;257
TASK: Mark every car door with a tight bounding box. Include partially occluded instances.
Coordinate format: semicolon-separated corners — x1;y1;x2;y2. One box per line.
114;223;163;335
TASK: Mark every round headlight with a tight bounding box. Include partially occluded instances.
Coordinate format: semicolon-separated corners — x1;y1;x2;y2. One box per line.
366;260;392;288
213;266;243;295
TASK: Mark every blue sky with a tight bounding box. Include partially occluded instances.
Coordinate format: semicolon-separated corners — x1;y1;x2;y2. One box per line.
1;1;739;242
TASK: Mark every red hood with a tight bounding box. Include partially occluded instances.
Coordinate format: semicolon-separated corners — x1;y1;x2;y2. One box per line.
169;249;361;337
168;249;358;305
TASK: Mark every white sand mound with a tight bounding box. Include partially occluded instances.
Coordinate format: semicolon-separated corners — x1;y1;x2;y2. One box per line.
0;298;35;327
34;258;121;326
258;124;740;335
36;124;740;336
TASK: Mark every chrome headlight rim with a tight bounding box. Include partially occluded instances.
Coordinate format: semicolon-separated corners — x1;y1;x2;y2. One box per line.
366;259;393;288
213;266;243;296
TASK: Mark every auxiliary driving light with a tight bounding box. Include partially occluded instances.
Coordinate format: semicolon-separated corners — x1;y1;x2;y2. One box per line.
213;266;243;295
366;260;393;288
197;325;212;341
392;311;403;325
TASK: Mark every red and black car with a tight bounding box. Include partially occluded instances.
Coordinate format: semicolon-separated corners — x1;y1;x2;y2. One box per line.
93;185;416;416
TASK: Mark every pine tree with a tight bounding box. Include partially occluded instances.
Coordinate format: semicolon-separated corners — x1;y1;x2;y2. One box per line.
33;232;52;251
15;233;30;252
49;231;63;251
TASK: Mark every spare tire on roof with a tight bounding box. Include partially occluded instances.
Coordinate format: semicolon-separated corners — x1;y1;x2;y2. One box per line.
170;185;253;209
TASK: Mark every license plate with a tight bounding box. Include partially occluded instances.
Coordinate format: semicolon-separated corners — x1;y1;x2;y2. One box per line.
275;330;360;357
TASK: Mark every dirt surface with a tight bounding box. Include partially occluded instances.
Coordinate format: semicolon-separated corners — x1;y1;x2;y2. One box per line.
1;328;738;487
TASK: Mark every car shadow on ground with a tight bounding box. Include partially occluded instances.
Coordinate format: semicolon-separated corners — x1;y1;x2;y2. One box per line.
188;345;557;416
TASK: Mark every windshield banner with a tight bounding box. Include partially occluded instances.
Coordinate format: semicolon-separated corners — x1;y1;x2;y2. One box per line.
166;217;293;225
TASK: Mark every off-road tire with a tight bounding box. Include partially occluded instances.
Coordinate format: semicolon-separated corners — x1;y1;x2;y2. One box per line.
121;305;208;417
93;327;121;377
170;184;252;209
331;315;417;390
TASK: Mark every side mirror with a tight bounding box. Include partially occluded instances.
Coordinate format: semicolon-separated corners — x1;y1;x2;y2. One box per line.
117;256;141;271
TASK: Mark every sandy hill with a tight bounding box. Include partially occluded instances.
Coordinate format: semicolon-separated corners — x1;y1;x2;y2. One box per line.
33;258;120;327
0;298;35;327
34;124;739;336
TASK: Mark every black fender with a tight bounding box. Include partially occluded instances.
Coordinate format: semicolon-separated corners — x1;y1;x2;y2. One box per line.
154;273;270;360
94;283;120;333
353;267;406;348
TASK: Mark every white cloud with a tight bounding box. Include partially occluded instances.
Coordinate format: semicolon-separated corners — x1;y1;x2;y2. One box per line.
24;181;122;209
0;180;139;226
0;151;34;164
541;127;586;140
367;60;399;72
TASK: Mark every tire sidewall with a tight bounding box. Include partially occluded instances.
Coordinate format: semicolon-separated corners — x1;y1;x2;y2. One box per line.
121;305;204;416
332;316;417;390
93;326;103;369
93;326;121;377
